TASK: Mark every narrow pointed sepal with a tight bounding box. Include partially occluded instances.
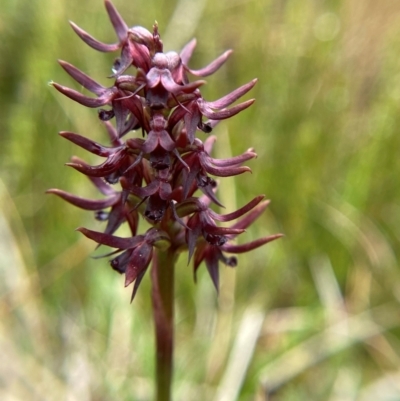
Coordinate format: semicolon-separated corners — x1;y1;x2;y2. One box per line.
180;38;197;65
46;189;118;210
77;227;144;249
186;50;233;77
69;20;120;52
59;131;118;156
198;98;255;120
104;0;129;42
208;195;265;222
58;60;106;94
51;82;115;107
206;79;258;109
222;234;284;253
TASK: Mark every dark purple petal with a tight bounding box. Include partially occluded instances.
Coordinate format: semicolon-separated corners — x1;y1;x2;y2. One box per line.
208;195;265;222
193;241;205;279
46;189;118;210
168;52;187;84
58;60;106;95
170;201;191;229
77;227;144;249
141;133;159;154
128;26;154;47
198;98;255;120
104;0;128;42
159;180;172;200
51;82;115;108
112;98;135;136
69;21;120;52
221;234;283;253
180;38;197;65
230;200;271;231
88;176;116;196
111;44;134;76
104;202;125;235
144;228;171;246
184;106;201;144
110;250;131;273
159;130;176;152
59;131;117;156
66;155;122;177
201;158;252;177
125;209;140;237
130;179;159;198
207;149;257;167
198;179;224;207
146;68;162;88
186;50;232;77
159;70;183;93
173;149;190;171
130;270;146;302
204;247;220;292
128;40;151;71
187;225;201;264
203;224;245;237
142;130;175;153
178;80;206;93
147;69;204;94
206;79;257;109
124;95;150;132
126;138;146;152
125;243;153;286
103;121;123;146
181;162;199;200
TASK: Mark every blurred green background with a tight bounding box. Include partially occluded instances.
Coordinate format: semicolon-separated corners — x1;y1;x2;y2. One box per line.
1;0;400;400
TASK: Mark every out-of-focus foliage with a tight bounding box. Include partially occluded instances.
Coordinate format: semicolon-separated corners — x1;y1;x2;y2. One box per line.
1;0;400;400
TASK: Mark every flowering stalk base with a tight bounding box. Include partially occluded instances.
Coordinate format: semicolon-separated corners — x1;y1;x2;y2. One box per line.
151;249;176;401
48;0;282;397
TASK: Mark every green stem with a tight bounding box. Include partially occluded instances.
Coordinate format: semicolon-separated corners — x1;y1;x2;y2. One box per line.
151;248;177;401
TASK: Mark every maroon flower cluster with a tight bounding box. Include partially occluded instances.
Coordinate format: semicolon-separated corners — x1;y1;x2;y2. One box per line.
48;0;282;300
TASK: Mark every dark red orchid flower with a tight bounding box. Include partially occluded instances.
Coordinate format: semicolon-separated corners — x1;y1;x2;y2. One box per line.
49;0;282;299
